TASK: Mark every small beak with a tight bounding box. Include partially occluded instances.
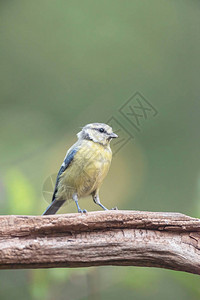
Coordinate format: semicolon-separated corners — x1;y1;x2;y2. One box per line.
110;132;118;138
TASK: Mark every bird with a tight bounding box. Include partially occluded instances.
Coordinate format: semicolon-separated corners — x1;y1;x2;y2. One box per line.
42;123;118;215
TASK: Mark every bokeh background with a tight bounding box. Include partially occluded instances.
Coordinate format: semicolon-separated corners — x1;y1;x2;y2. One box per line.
1;0;200;299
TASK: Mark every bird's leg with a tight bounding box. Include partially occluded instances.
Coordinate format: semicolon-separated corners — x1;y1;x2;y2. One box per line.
92;190;108;210
72;193;87;213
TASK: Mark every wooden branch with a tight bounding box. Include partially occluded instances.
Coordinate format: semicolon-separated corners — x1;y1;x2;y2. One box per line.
0;210;200;274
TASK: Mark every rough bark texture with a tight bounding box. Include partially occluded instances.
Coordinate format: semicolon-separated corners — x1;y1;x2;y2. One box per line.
0;210;200;274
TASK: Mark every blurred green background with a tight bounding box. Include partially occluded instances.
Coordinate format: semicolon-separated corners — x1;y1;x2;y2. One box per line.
1;0;200;299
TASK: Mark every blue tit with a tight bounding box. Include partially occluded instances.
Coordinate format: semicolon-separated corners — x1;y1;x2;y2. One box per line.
43;123;118;215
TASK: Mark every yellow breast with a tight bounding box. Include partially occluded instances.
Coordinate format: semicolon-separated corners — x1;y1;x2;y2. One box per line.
57;140;112;200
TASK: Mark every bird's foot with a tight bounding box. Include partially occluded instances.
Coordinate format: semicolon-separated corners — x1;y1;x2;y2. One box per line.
78;208;87;213
111;207;118;210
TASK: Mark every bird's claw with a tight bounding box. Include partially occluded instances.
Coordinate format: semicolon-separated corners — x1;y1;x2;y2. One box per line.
78;208;87;213
111;207;118;210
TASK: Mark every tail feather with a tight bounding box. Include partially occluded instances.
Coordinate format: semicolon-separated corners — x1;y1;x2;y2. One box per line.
42;200;66;215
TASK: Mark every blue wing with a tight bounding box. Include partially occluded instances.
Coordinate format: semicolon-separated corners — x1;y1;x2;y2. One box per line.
52;148;78;201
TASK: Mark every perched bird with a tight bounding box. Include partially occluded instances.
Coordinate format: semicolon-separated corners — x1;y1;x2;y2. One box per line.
42;123;118;215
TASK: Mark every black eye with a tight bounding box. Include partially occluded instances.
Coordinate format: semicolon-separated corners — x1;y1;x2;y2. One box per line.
99;128;105;133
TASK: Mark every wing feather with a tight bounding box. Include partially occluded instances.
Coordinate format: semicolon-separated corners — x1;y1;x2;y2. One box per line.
52;148;78;201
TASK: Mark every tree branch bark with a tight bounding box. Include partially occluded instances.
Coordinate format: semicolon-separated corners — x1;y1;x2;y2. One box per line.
0;210;200;274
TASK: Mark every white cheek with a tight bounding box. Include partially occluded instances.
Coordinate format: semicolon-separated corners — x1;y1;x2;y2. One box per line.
99;135;106;142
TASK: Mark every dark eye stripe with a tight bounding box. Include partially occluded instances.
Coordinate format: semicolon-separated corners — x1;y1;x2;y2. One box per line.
93;128;108;134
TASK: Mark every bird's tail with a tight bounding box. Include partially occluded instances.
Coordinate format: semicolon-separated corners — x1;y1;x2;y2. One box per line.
42;200;66;215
